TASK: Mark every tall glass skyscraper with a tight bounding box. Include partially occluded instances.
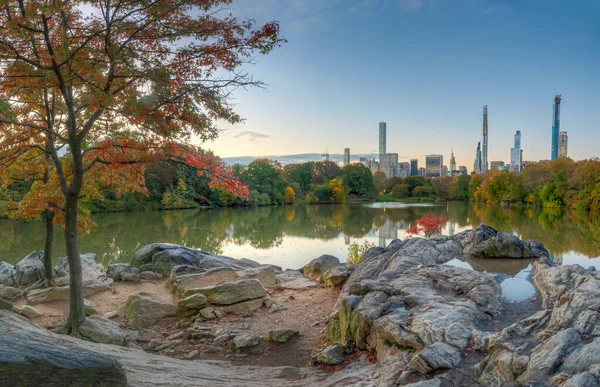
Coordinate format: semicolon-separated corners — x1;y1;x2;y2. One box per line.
551;95;561;160
482;106;488;173
379;122;386;159
410;159;418;176
559;131;568;157
426;155;443;177
510;130;522;174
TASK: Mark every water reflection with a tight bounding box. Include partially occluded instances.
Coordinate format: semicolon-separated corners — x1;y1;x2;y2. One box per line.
0;202;598;271
498;265;537;303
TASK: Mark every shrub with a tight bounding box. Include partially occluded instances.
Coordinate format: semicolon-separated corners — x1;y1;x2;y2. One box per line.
347;240;375;265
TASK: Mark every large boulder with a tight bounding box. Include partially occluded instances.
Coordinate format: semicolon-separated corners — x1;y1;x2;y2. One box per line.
13;251;46;285
181;279;267;305
125;291;178;329
302;254;341;282
107;264;139;281
0;261;15;285
322;265;349;287
80;315;131;346
54;253;113;289
453;224;549;259
275;270;318;290
27;285;110;305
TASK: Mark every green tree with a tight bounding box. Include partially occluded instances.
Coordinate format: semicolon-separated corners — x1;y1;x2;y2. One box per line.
240;159;285;204
283;163;313;194
404;176;429;196
342;164;374;195
311;161;342;184
391;184;409;198
455;174;471;200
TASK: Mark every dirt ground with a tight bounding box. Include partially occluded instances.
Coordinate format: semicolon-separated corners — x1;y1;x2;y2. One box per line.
15;279;340;368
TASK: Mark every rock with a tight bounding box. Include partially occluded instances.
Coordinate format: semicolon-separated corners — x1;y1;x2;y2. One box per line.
0;286;18;299
84;299;98;316
269;303;279;313
562;372;599;387
409;342;462;374
266;329;299;343
186;350;199;360
14;251;46;285
232;334;261;350
107;264;138;281
139;271;162;280
182;279;267;305
322;265;349;287
104;311;118;319
453;224;549;259
132;243;260;276
1;298;13;311
120;272;141;283
26;286;69;304
213;331;233;345
302;254;341;282
13;304;42;318
310;345;345;365
0;311;127;386
275;270;318;290
79;315;130;346
125;291;178;329
55;253;114;289
170;266;279;296
0;261;15;285
145;339;161;350
153;340;182;351
177;293;208;312
167;331;184;341
217;296;270;316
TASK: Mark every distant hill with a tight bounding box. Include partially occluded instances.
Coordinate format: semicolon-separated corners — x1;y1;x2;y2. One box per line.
223;153;381;166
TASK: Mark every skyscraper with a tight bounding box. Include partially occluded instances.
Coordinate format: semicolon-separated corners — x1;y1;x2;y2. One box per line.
510;130;522;174
410;159;418;176
379;122;386;159
442;165;448;178
559;131;568;157
491;161;505;170
343;148;350;166
473;142;482;174
551;95;562;160
425;155;443;178
399;162;410;178
449;149;456;175
380;153;399;177
321;151;329;161
459;166;468;175
482;105;488;173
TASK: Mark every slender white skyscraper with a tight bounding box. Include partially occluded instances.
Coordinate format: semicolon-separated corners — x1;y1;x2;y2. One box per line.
379;122;386;159
482;106;488;173
510;130;522;174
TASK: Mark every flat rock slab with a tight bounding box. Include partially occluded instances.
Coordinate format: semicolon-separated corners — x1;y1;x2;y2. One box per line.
125;291;178;330
80;315;130;346
181;279;267;305
276;271;318;290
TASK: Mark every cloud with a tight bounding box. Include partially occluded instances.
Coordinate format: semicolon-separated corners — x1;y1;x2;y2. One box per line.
233;131;271;141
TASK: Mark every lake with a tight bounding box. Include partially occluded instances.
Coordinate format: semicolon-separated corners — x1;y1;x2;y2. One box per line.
1;202;598;277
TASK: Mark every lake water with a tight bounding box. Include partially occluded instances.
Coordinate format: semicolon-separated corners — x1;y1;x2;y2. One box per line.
1;202;598;280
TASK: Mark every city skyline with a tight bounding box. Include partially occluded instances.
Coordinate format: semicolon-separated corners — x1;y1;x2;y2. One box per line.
202;0;599;168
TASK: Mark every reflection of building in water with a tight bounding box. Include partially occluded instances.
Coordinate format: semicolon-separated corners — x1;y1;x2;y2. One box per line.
448;220;455;236
549;252;563;264
379;221;398;239
378;236;387;248
344;234;350;245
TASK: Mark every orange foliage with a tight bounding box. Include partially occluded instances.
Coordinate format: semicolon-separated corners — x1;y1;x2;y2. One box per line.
406;214;445;238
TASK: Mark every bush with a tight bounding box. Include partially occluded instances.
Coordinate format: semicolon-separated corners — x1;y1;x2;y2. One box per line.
347;240;375;265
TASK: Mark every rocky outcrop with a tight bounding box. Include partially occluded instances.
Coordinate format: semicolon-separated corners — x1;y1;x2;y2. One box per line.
322;265;349;287
13;304;42;319
310;345;345;365
107;264;139;281
0;262;15;285
183;279;266;304
80;315;131;346
125;291;178;329
13;251;46;285
54;253;114;290
275;270;318;290
302;254;340;282
26;285;109;305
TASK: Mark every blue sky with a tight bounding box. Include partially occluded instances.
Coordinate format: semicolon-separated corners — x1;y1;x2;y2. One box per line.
203;0;600;169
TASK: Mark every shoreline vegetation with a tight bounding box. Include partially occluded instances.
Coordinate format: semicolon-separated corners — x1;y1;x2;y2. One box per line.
3;156;598;218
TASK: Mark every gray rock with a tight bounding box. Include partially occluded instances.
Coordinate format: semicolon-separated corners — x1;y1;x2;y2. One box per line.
562;372;599;387
181;279;267;305
84;299;98;316
1;298;13;311
275;270;318;290
103;311;118;319
13;304;42;318
0;261;15;285
26;286;70;304
107;263;138;281
311;345;345;365
322;265;349;287
120;272;141;283
55;253;114;289
186;350;199;360
302;254;341;282
232;334;261;350
177;293;208;311
409;342;462;374
170;266;279;296
14;251;46;285
0;286;18;299
266;329;299;343
139;271;162;280
167;331;184;341
213;332;233;345
125;291;178;329
79;315;130;346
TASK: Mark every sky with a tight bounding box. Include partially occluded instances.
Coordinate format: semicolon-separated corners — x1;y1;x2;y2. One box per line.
199;0;600;169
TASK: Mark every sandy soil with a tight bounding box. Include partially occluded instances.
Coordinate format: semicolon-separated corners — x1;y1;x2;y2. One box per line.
14;279;340;368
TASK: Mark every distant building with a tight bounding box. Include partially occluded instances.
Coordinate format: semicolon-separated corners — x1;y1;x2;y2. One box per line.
459;166;468;175
399;162;410;178
559;131;568;157
380;153;399;178
491;161;505;170
321;152;329;161
359;155;369;167
522;160;533;170
343;148;350;166
442;165;448;178
418;167;426;176
451;170;461;178
482;105;489;173
551;95;561;160
498;165;510;172
510;130;522;174
449;149;456;175
379;122;386;159
370;160;380;174
426;155;443;178
410;159;418;176
473;142;482;174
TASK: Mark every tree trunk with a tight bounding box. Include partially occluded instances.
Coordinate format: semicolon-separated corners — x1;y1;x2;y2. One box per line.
64;193;85;335
43;210;55;284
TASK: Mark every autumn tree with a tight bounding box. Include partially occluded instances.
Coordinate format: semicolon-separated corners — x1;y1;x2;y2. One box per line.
406;214;445;238
0;0;283;334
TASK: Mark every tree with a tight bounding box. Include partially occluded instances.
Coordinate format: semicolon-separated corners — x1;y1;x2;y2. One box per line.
455;174;471;200
283;186;295;205
240;159;285;204
384;177;404;193
311;161;342;184
283;163;313;194
0;1;283;334
391;183;409;198
404;176;429;196
342;164;373;195
406;214;444;238
373;171;387;193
